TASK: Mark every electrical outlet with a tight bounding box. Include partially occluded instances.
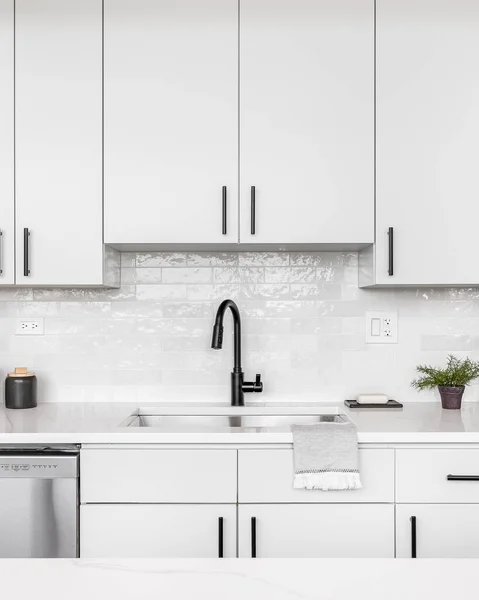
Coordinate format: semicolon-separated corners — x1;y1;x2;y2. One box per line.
366;311;398;344
15;318;44;336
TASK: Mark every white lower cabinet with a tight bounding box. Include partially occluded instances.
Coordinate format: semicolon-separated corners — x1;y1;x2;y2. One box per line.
238;504;394;558
81;502;394;559
396;504;479;559
80;504;236;558
80;446;479;559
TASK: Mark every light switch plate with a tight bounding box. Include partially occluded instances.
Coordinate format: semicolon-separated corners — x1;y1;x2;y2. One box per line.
366;311;398;344
15;318;44;335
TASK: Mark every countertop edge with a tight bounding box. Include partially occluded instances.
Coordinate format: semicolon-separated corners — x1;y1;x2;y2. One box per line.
2;431;479;445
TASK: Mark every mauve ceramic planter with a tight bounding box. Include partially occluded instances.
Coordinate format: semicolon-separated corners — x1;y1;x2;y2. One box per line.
438;385;465;410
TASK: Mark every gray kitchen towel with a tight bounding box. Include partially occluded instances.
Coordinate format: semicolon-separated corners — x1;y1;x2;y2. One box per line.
291;421;362;490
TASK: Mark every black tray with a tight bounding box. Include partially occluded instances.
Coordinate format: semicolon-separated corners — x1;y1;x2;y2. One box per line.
344;399;403;409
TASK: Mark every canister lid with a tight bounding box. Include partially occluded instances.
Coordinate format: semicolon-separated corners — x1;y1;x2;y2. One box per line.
7;367;35;378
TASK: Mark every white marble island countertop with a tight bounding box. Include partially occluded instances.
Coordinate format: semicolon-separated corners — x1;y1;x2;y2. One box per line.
1;558;477;600
1;401;479;444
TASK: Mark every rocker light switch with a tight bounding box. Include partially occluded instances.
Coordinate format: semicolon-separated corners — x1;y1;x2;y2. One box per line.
371;318;381;337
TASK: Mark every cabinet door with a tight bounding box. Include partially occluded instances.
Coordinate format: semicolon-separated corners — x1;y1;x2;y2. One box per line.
104;0;238;245
15;0;103;286
81;504;236;558
240;0;374;245
375;0;479;285
0;0;14;285
396;505;479;559
238;504;394;558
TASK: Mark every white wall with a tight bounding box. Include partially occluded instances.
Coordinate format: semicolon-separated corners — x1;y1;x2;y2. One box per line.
0;251;477;404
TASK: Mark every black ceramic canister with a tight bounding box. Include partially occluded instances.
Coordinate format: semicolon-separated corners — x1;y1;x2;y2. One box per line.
5;367;37;409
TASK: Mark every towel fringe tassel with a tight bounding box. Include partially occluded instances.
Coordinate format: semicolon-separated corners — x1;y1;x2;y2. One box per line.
293;471;362;491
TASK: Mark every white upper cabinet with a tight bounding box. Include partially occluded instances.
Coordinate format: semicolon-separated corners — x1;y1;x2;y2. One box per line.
104;0;374;249
239;0;374;245
15;0;112;286
0;0;14;285
104;0;239;246
361;0;479;287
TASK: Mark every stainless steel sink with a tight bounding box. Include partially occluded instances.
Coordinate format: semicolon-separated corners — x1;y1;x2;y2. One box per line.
126;413;348;430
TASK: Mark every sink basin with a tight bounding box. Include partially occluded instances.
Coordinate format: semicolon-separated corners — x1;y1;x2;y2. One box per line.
126;413;348;430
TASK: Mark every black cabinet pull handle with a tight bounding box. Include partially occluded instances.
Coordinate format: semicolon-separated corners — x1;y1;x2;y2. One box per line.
218;517;224;558
251;516;257;558
388;227;394;276
251;186;256;235
447;475;479;481
24;228;30;276
0;230;3;274
410;516;417;558
222;186;227;235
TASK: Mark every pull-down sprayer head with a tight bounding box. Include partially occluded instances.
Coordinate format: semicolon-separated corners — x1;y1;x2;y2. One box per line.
211;323;224;350
211;299;241;366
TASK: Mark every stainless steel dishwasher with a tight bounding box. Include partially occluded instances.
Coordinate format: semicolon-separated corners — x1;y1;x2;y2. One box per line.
0;445;79;558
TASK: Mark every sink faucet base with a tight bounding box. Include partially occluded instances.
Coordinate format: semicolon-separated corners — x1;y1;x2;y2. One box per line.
231;371;245;407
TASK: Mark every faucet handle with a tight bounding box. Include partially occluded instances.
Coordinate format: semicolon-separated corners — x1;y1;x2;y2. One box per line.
242;374;263;394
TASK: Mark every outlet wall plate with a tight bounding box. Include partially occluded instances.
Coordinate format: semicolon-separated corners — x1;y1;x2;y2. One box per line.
366;311;398;344
15;318;44;336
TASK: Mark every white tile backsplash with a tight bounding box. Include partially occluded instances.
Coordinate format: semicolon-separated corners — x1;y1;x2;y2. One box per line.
1;251;479;404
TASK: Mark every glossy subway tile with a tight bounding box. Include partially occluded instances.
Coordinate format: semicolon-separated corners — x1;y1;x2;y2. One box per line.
1;250;479;403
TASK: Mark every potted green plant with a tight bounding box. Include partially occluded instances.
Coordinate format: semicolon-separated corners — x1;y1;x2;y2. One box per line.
411;354;479;409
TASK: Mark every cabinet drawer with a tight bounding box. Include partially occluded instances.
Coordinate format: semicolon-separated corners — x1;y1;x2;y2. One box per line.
396;449;479;503
238;449;394;503
81;449;237;503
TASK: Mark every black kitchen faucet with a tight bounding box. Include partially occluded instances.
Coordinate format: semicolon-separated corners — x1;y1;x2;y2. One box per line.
211;299;263;406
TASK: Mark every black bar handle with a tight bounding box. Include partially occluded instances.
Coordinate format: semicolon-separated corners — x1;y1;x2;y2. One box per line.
222;186;227;235
447;475;479;481
218;517;224;558
23;228;30;277
0;230;3;274
410;516;417;558
251;516;257;558
251;186;256;235
388;227;394;276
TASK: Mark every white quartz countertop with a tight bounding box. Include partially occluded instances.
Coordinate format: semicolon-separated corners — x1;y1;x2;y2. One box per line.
2;401;479;444
1;558;478;600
